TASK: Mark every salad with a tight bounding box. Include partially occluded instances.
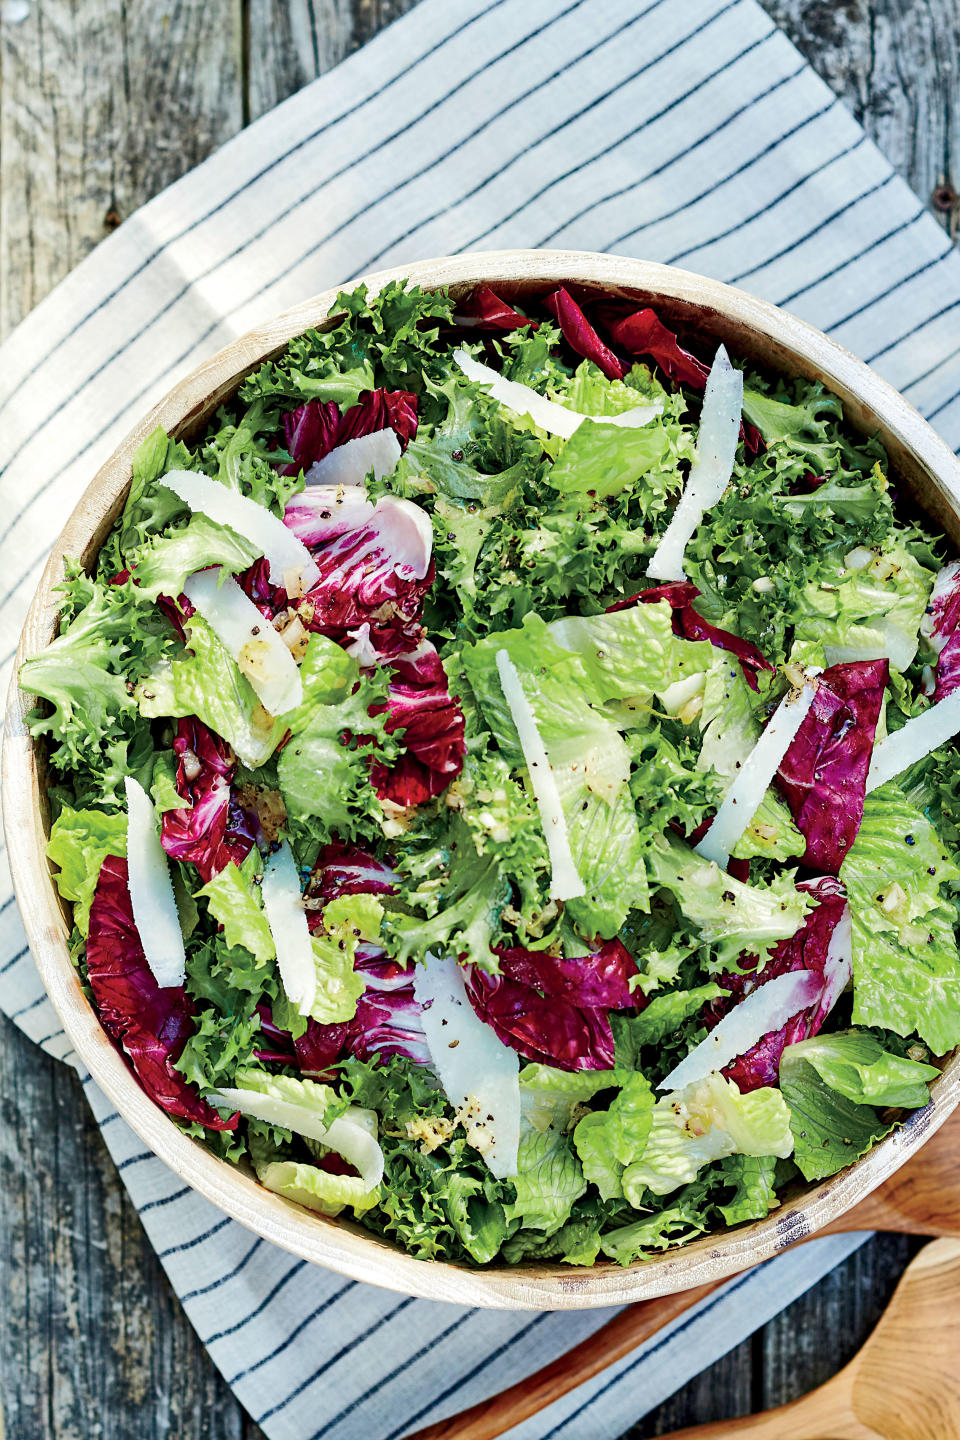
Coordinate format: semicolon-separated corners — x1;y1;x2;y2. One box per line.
22;279;960;1269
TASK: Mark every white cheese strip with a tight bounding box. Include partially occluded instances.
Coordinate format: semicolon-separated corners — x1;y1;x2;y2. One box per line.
123;776;186;989
495;648;585;901
813;904;852;1029
658;969;822;1092
183;568;303;717
647;346;744;581
261;841;316;1018
160;469;319;595
304;429;402;489
867;689;960;792
414;953;520;1179
453;349;661;440
210;1088;384;1188
695;678;819;869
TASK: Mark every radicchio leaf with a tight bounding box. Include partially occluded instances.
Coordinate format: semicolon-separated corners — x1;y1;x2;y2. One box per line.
542;287;625;381
295;499;435;645
160;718;256;883
369;642;466;806
86;856;237;1128
284;846;430;1070
921;559;960;700
239;557;287;620
464;969;616;1072
776;660;888;873
308;841;397;901
496;939;639;1008
464;938;641;1073
594;304;710;388
452;286;538;332
705;876;849;1091
281;388;418;476
591;303;762;450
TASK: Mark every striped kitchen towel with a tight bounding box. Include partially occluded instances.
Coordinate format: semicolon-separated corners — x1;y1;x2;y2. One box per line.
2;0;958;1434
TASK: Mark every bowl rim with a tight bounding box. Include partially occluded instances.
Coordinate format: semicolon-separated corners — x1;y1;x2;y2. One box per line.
5;247;960;1311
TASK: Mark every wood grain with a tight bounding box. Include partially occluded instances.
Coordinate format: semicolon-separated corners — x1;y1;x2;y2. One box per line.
655;1238;960;1438
245;0;421;120
765;0;960;239
0;4;957;1439
0;0;244;341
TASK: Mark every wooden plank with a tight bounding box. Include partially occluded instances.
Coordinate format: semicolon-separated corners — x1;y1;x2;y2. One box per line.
246;1;354;121
0;1012;253;1440
762;0;960;238
0;0;244;340
245;0;423;119
0;0;252;1428
758;1234;923;1408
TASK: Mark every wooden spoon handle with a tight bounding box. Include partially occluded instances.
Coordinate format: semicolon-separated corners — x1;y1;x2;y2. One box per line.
651;1402;877;1439
402;1281;724;1440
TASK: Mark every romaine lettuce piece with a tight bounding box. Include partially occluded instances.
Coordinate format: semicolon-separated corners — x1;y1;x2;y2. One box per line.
503;1126;586;1236
518;1064;617;1132
621;1072;793;1199
255;1155;379;1216
779;1053;891;1182
47;805;127;936
791;543;931;672
462;616;649;935
647;833;811;971
198;854;274;966
546;419;671;500
277;637;389;847
783;1030;938;1109
549;602;713;702
309;894;380;1025
840;785;960;1053
717;1154;779;1225
137;615;287;768
573;1072;654;1201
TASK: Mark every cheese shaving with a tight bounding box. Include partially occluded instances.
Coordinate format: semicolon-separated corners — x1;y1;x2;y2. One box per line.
123;776;186;989
453;349;661;440
160;469;319;593
495;649;585;901
695;677;819;869
183;568;303;717
647;345;743;581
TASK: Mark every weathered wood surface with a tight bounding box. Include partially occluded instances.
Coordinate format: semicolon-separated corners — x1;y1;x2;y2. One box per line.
0;0;956;1436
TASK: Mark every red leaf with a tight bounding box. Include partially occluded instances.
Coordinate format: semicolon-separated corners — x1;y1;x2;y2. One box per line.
452;285;539;332
776;660;888;873
542;287;625;381
597;305;710;388
86;856;237;1129
369;642;466;806
281;388;418;476
160;718;256;883
706;876;849;1091
617;584;774;690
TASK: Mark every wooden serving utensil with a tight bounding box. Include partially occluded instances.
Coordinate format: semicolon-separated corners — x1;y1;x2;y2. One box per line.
404;1113;960;1440
659;1237;960;1439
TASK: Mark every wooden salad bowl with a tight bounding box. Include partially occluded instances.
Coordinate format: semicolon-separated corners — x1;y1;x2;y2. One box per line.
5;250;960;1311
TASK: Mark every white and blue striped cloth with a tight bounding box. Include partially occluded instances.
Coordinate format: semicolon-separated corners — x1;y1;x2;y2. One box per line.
2;0;958;1433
